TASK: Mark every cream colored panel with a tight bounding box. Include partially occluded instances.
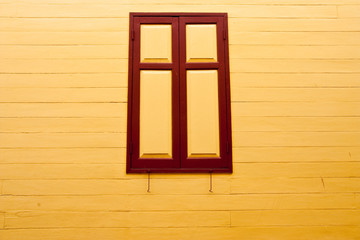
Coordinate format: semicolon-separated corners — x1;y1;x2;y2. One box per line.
140;25;172;63
187;70;220;158
186;24;217;62
140;70;172;158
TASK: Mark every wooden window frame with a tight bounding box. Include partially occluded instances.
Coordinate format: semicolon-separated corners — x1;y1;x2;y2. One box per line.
127;13;232;173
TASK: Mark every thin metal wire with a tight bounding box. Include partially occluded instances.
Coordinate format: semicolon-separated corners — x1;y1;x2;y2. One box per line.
147;171;151;193
209;171;213;193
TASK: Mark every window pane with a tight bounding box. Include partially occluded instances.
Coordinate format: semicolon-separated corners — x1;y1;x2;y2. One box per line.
141;24;172;63
140;70;172;158
187;70;220;158
186;24;217;62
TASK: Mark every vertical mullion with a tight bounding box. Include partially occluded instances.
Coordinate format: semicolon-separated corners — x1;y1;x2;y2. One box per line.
171;17;180;168
179;17;187;168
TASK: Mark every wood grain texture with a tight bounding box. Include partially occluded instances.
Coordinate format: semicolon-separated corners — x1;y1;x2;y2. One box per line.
4;211;230;228
2;179;231;195
0;213;4;229
0;133;126;148
229;46;360;59
231;210;360;226
0;59;128;73
0;103;126;117
0;118;127;133
232;147;360;162
232;132;360;146
0;194;355;211
232;117;360;131
0;32;128;44
232;102;360;116
0;88;127;102
1;0;359;239
232;162;360;177
230;73;360;87
0;148;126;164
231;88;360;101
0;73;128;88
0;4;337;18
1;45;128;59
1;227;360;240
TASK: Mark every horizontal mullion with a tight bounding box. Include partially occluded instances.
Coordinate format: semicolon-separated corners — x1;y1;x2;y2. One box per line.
139;63;174;70
185;62;219;69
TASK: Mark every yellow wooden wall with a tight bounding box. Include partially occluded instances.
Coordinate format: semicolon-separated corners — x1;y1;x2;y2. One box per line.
1;0;360;239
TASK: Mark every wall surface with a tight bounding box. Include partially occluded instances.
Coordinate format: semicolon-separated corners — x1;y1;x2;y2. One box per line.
1;0;360;239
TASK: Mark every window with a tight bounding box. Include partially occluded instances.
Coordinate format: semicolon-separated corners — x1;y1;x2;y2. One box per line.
127;13;232;173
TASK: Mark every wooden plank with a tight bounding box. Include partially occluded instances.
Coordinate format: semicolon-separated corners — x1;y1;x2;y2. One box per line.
0;229;130;240
233;132;360;147
230;73;360;88
230;59;360;73
3;0;360;4
233;147;360;162
4;211;229;228
229;32;360;45
0;194;355;211
0;88;127;102
2;163;359;180
0;3;15;17
324;178;360;192
2;179;231;195
0;133;126;148
231;177;324;193
0;32;128;45
1;226;360;240
232;117;360;131
0;103;126;117
0;118;126;133
231;88;360;101
0;18;128;32
0;45;128;59
231;210;360;226
0;4;337;18
229;46;360;59
0;148;125;164
229;18;360;32
3;209;358;228
0;59;127;73
105;226;355;240
338;5;360;18
232;163;360;177
0;73;127;88
0;164;124;179
232;102;360;116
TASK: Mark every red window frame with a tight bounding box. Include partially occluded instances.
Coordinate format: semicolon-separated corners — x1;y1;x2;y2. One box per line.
127;13;232;173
